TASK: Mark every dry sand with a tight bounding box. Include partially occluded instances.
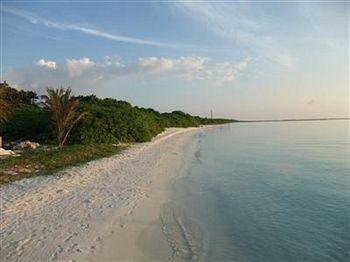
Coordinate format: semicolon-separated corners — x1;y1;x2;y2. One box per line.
0;127;201;261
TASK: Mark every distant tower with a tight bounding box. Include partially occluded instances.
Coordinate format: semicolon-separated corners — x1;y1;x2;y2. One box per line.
210;110;213;120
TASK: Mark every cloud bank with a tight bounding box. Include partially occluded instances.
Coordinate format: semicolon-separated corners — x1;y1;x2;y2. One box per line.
5;56;251;92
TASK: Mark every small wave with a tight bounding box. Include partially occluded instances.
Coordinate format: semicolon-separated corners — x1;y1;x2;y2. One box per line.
160;204;204;261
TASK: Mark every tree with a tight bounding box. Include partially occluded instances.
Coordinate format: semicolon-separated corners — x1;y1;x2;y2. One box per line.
44;87;86;149
0;88;9;122
0;81;37;105
0;84;11;148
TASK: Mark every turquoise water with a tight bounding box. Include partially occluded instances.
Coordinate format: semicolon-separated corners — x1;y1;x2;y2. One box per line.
162;120;350;261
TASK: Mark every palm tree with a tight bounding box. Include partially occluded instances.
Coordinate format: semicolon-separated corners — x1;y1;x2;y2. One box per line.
44;87;86;149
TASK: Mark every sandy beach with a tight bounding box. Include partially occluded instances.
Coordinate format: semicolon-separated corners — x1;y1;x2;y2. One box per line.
0;127;201;261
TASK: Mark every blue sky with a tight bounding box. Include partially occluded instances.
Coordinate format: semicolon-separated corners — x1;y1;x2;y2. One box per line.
1;1;348;119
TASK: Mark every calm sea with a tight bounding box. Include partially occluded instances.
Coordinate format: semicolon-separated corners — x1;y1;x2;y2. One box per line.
161;120;350;261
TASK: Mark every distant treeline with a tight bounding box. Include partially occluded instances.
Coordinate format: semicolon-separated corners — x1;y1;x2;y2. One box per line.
0;83;234;144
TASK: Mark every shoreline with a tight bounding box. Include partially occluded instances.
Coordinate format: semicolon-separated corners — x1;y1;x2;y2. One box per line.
0;127;203;261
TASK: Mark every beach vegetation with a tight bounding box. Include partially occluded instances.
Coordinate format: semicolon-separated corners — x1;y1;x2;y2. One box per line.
0;81;37;105
44;88;86;149
1;104;53;142
0;144;122;184
0;83;234;184
1;84;233;146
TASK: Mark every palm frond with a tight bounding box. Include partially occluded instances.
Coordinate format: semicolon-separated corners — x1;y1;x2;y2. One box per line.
45;87;86;148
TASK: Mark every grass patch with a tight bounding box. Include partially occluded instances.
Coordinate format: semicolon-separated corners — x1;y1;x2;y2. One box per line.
0;144;123;185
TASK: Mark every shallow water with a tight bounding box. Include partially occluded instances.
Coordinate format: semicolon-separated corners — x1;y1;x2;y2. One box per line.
162;120;350;261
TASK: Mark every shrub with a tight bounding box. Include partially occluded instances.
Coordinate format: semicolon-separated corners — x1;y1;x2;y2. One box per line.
0;104;53;142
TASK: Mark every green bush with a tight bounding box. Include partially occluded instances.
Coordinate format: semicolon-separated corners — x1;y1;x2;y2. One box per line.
68;95;234;144
0;104;53;142
71;96;164;144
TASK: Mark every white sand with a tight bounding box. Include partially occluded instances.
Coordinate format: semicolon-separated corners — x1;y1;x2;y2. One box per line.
0;127;201;261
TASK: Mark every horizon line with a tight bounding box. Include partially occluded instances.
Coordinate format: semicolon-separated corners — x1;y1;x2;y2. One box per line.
236;117;349;123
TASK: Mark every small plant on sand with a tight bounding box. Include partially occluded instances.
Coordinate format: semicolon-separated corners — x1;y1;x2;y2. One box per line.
44;87;86;149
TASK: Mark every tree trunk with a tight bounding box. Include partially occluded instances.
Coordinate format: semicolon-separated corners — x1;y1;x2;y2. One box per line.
58;113;86;149
0;135;2;148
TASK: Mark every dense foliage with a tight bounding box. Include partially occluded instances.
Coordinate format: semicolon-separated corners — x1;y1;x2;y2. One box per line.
1;104;53;142
0;84;234;144
0;82;53;142
0;81;37;105
70;96;161;144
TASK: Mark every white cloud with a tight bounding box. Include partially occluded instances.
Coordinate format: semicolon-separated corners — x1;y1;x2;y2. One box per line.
236;57;252;71
36;59;57;69
137;56;242;82
138;56;207;74
5;56;251;92
138;57;175;72
103;56;125;67
66;58;95;77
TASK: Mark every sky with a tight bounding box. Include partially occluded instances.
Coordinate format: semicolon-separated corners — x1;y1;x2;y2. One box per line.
1;1;348;120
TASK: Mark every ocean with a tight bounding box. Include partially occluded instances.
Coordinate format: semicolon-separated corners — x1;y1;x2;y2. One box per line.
161;120;350;261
